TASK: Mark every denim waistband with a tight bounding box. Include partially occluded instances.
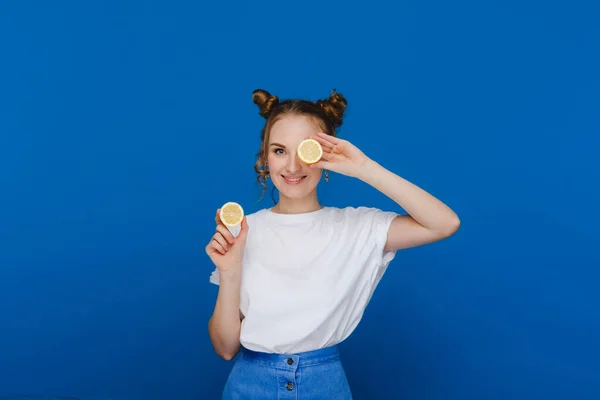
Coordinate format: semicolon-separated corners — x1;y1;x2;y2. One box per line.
240;345;340;369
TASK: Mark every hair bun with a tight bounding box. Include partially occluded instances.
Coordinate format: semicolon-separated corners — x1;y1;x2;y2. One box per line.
252;89;279;118
316;89;347;127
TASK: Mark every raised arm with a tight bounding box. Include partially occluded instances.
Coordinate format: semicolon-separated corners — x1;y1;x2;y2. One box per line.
358;159;460;251
310;132;460;251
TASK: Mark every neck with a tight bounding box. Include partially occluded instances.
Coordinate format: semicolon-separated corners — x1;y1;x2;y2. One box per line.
271;190;322;215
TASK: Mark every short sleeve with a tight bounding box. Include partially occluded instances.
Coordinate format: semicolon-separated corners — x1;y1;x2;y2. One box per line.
355;206;399;269
372;209;399;266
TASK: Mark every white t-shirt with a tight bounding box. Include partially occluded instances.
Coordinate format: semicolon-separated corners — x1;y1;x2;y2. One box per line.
209;206;398;354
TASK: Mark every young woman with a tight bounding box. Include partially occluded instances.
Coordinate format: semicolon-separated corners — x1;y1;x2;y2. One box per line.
206;89;460;399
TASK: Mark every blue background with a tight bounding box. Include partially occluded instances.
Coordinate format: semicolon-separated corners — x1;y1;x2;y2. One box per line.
1;0;598;399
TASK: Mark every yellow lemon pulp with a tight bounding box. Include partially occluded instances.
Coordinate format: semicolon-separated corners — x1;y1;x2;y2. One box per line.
297;139;323;164
220;202;244;226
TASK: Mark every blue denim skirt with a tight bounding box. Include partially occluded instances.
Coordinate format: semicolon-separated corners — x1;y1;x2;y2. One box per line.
222;345;353;399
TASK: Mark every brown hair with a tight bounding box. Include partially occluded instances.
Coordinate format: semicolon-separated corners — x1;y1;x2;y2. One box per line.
252;89;348;199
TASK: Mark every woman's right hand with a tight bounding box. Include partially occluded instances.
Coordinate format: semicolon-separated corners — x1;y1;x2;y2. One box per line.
205;208;249;276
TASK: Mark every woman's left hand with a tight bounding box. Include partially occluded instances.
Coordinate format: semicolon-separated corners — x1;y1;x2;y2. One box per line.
309;132;371;179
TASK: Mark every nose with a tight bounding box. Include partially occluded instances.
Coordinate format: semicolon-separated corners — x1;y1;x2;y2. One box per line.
287;151;302;173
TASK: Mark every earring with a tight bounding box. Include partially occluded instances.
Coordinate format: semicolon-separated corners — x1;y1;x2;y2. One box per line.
324;170;329;182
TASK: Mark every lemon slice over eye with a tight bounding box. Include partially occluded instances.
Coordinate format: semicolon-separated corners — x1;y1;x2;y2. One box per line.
297;139;323;164
220;202;244;227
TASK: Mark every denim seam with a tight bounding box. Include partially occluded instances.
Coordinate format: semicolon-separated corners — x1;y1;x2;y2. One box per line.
298;357;341;368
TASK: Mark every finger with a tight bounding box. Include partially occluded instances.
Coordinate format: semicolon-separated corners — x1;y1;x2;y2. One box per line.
310;134;334;149
238;216;249;241
216;224;235;244
213;232;229;251
310;160;332;170
319;143;334;153
210;239;226;255
315;132;337;147
317;132;345;146
320;152;343;163
331;143;345;154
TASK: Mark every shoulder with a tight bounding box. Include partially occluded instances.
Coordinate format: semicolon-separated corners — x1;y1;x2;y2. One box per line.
243;208;270;232
244;208;270;221
245;209;265;222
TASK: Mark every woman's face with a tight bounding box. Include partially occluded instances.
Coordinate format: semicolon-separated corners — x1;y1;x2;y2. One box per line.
266;114;324;200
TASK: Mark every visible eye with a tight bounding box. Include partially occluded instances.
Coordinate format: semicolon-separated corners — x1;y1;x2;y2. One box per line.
273;148;285;155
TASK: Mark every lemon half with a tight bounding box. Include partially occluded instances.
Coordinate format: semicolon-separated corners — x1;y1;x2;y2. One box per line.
220;202;244;227
297;139;323;164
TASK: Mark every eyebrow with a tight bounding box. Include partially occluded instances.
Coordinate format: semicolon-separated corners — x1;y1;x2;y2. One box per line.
269;142;287;148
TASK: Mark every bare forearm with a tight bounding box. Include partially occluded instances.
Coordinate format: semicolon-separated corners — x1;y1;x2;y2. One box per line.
208;272;242;360
358;159;460;233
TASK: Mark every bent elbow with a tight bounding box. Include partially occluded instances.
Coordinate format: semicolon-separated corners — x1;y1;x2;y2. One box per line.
442;216;461;237
215;347;239;361
449;217;461;234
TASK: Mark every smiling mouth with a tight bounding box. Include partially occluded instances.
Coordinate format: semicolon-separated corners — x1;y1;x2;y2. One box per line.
282;175;307;185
